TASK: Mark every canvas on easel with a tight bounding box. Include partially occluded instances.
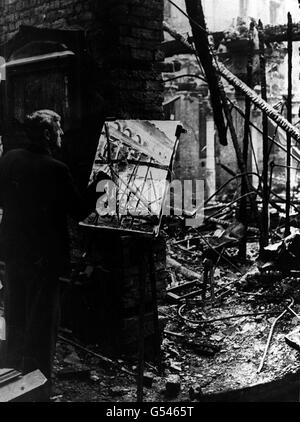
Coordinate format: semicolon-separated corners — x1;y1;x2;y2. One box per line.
81;120;183;236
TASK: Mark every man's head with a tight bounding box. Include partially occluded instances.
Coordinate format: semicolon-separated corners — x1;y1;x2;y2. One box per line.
24;110;64;154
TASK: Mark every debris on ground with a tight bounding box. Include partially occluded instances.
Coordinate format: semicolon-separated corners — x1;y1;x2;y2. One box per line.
48;218;300;402
285;327;300;352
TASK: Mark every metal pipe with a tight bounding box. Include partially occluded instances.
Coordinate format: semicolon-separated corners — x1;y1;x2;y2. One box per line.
257;298;294;373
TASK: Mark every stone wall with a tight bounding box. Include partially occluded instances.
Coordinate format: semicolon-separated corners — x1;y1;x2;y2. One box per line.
0;0;164;119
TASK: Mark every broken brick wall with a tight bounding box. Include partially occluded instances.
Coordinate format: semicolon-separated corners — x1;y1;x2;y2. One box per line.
0;0;164;120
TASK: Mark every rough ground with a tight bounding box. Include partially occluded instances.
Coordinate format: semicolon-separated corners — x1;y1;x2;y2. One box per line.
2;219;300;402
50;238;300;402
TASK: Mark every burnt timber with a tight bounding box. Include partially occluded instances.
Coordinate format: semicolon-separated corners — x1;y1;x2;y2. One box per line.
163;22;300;145
162;22;300;57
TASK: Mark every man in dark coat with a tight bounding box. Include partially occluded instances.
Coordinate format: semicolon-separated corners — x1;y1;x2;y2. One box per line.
0;110;100;399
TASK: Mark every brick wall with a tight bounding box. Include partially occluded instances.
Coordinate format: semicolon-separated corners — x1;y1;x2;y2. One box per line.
0;0;164;119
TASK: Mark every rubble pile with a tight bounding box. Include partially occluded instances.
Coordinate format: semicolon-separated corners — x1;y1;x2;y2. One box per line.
45;211;300;402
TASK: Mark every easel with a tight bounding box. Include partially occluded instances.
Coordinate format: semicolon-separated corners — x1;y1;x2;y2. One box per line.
82;121;185;402
79;225;164;402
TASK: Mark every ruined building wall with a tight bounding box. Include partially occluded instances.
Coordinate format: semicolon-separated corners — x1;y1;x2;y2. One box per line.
0;0;164;120
163;0;297;198
164;0;286;34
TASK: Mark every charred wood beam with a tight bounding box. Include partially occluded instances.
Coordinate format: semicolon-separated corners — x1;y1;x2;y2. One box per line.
163;21;196;53
216;62;300;144
227;98;300;165
263;22;300;43
167;256;202;281
184;0;227;146
161;22;300;58
218;81;261;225
259;21;270;249
160;39;192;57
163;22;300;144
285;13;293;237
239;23;255;259
163;21;260;225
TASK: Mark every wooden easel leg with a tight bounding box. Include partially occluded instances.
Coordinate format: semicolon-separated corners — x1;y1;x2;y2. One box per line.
137;242;146;402
149;241;163;375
